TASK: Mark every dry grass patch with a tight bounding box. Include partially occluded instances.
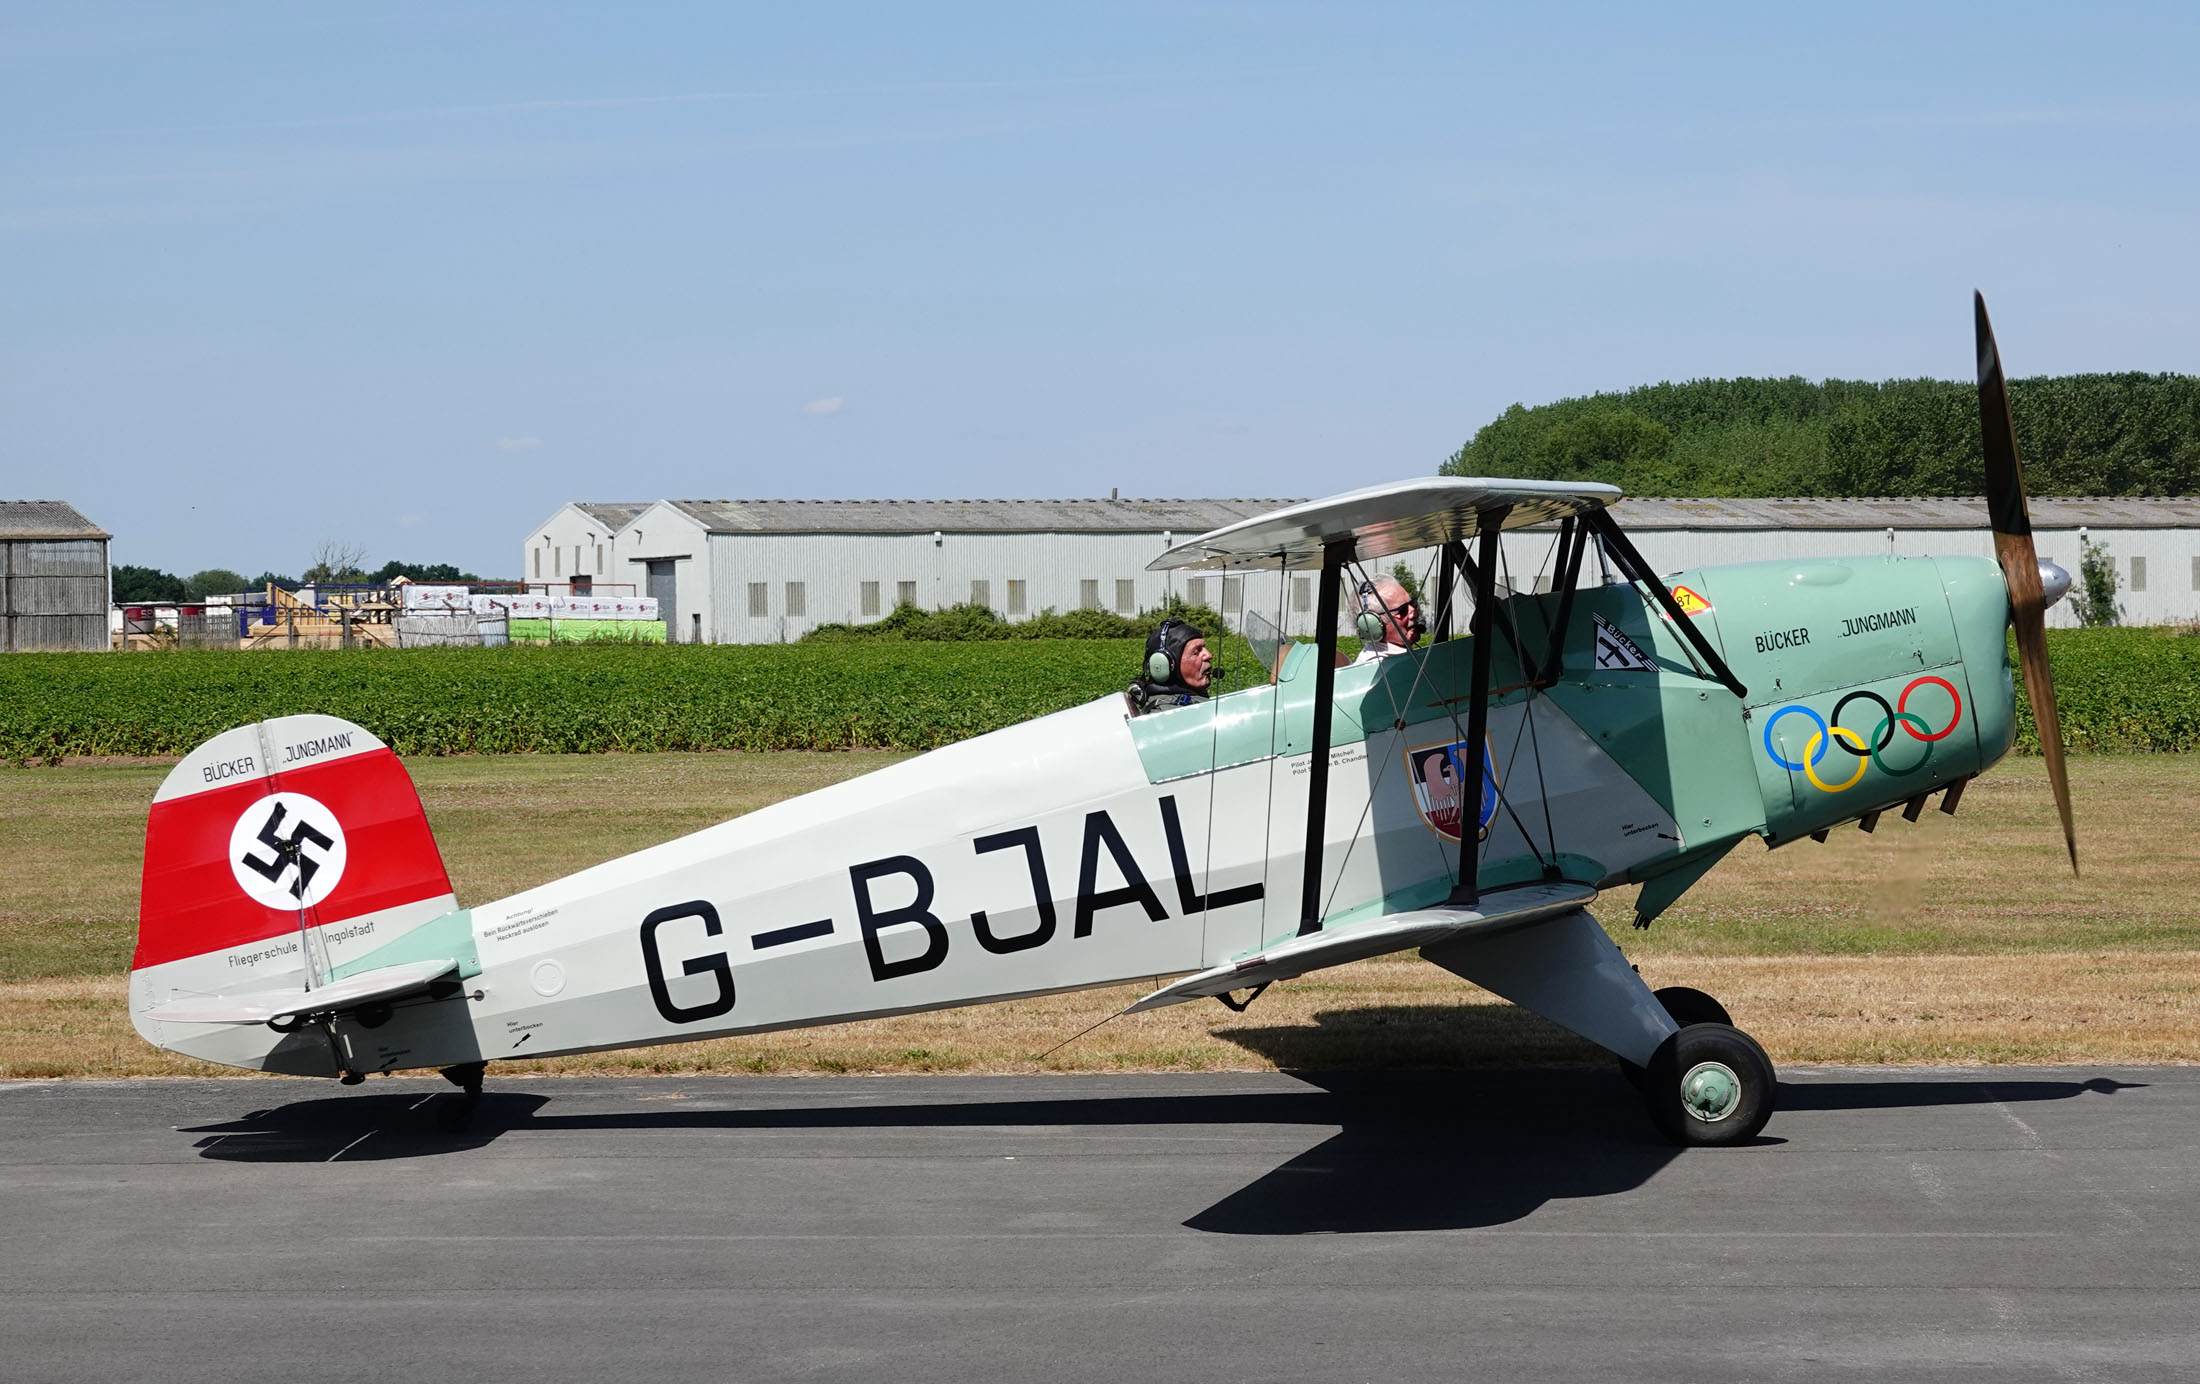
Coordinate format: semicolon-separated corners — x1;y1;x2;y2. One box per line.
8;951;2196;1080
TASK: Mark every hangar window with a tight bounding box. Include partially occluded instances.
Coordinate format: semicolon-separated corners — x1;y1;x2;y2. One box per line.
1222;577;1242;615
897;580;917;608
1080;579;1100;611
785;582;806;617
533;549;541;578
748;582;768;617
1185;577;1207;608
1292;576;1311;613
1115;579;1135;614
970;580;990;610
2192;555;2200;591
1007;580;1026;615
2130;556;2147;593
861;581;880;617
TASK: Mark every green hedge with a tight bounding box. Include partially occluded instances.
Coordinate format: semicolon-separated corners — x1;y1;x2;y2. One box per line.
0;643;1144;759
2017;627;2200;753
0;628;2188;760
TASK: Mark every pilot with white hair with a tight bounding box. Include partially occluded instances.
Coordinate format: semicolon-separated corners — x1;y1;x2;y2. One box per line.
1352;575;1421;664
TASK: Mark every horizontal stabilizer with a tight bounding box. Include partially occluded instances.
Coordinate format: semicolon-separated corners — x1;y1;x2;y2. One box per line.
1125;879;1596;1013
142;958;460;1025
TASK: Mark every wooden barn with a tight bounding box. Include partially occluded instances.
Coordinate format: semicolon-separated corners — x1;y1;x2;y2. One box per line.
0;501;110;653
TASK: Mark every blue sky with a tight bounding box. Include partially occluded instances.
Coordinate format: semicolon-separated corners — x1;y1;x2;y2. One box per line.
4;3;2197;578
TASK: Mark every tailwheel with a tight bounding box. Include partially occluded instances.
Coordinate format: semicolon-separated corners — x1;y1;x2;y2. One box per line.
1642;1023;1776;1147
1618;986;1735;1091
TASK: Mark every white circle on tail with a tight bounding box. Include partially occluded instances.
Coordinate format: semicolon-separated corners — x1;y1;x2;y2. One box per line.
228;792;349;910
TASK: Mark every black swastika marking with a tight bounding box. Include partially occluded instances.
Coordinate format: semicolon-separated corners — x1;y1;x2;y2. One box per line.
239;802;336;900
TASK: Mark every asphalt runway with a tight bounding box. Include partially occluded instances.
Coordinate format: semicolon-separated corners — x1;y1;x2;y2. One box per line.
4;1068;2196;1383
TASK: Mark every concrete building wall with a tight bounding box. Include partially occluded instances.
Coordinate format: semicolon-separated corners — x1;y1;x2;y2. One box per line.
693;531;1319;644
522;504;645;594
538;497;2200;644
618;503;713;643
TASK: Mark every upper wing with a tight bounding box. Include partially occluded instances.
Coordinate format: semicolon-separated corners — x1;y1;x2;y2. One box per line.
1145;476;1622;573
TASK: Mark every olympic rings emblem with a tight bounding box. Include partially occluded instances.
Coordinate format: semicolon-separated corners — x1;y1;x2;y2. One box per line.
1761;675;1962;792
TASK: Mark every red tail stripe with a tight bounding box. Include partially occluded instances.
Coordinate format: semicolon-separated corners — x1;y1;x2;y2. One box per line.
134;746;452;970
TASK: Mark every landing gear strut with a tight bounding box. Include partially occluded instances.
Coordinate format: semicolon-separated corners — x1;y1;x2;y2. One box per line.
437;1061;487;1132
1617;986;1731;1090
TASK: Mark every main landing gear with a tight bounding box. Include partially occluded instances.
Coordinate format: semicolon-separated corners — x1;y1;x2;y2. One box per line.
437;1061;487;1132
1420;910;1776;1148
1622;987;1775;1147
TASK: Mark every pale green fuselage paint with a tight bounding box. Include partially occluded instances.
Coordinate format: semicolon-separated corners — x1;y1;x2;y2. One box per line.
1125;552;2015;928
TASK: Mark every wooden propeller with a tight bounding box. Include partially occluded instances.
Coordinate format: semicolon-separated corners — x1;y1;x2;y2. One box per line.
1975;291;2078;875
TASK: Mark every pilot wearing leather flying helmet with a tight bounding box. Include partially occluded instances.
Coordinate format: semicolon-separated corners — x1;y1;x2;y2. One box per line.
1129;617;1214;715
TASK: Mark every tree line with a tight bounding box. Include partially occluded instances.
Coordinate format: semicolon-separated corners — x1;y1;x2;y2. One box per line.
111;559;482;605
1443;374;2200;496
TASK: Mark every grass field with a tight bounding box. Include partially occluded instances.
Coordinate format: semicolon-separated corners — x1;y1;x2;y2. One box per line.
3;753;2195;1077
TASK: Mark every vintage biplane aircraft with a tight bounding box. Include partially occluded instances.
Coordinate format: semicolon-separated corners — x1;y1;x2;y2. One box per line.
130;297;2078;1145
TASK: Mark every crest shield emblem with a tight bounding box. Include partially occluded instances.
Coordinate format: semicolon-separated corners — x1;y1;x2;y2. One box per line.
1405;735;1500;843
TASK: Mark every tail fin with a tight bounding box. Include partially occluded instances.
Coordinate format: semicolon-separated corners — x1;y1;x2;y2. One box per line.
131;715;458;1072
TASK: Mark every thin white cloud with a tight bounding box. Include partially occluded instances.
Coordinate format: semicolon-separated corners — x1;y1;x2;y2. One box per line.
495;436;542;452
802;397;844;416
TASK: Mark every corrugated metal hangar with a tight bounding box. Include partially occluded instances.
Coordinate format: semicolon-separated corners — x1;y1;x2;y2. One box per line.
529;494;2200;643
1;501;110;652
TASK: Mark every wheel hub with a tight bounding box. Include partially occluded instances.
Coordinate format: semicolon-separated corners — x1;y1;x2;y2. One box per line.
1679;1060;1742;1123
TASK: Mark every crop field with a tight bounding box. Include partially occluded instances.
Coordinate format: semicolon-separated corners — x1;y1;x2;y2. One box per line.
3;627;2197;760
2;752;2195;1079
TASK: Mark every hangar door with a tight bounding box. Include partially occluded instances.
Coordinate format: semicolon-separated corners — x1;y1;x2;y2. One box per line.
646;560;677;643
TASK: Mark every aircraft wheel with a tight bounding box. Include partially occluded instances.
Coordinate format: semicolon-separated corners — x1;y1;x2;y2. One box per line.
1652;985;1731;1028
1642;1022;1775;1147
1617;986;1735;1090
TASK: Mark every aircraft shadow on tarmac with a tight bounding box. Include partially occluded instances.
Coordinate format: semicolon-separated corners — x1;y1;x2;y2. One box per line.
176;1011;2143;1237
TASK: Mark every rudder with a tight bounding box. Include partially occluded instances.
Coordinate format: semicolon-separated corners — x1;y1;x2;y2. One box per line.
131;715;458;1073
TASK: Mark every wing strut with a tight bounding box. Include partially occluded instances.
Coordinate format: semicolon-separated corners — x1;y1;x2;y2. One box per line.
1432;542;1457;643
1537;516;1587;683
1297;538;1351;935
1581;509;1749;700
1447;506;1509;906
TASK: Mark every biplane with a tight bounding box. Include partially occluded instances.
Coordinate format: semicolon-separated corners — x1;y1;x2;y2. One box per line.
129;297;2077;1146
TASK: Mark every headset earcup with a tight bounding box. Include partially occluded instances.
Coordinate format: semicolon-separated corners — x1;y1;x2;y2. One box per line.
1147;651;1174;682
1355;612;1385;642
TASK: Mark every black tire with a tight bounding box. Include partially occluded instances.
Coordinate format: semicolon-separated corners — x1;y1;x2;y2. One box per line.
1652;985;1731;1028
1617;987;1735;1090
1642;1022;1776;1147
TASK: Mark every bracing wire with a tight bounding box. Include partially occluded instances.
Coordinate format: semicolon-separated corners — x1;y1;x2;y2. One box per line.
1501;536;1564;867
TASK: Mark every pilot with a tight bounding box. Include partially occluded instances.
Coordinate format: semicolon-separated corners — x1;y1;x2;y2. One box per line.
1353;576;1421;664
1129;617;1214;714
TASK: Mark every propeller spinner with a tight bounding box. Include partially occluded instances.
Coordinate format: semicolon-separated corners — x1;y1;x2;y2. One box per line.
1974;291;2079;874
